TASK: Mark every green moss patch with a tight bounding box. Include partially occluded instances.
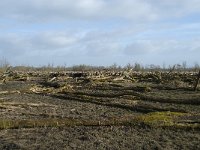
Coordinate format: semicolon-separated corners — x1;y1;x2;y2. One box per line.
0;117;133;130
138;111;185;126
0;112;199;130
136;111;200;129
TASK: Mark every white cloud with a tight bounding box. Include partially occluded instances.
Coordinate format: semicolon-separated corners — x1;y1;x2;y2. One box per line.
124;40;157;55
84;41;122;57
124;39;200;56
0;34;30;55
2;0;200;22
1;1;200;66
31;32;78;50
0;0;105;21
1;24;200;66
143;0;200;20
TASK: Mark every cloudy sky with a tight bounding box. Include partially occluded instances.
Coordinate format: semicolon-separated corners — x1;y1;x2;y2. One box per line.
0;0;200;67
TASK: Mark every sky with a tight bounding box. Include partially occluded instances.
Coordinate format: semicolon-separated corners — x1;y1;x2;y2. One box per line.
0;0;200;67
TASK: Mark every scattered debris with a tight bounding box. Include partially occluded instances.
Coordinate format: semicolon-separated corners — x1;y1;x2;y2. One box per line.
0;91;20;94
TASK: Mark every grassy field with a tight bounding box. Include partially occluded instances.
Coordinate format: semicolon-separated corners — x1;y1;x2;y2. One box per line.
0;69;200;149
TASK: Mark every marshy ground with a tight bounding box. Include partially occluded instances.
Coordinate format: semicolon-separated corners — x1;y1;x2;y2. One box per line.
0;70;200;149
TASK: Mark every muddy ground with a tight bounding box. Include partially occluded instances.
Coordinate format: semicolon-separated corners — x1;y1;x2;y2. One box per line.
0;71;200;149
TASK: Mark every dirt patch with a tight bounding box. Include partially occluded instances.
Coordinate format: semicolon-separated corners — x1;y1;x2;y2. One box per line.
0;71;200;149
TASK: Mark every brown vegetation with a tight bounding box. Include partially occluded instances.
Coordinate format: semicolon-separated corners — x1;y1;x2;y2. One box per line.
0;66;200;149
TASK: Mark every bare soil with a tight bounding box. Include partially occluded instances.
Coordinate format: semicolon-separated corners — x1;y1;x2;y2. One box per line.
0;71;200;150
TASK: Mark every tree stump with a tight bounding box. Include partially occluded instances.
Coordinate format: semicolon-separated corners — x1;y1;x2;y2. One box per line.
194;70;200;91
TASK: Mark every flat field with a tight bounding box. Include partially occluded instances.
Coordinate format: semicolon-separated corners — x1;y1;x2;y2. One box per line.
0;70;200;149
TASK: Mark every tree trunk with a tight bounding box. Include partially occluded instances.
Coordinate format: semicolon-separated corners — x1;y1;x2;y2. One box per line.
194;70;200;91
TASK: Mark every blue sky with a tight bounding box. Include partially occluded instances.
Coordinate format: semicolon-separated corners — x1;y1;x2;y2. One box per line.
0;0;200;67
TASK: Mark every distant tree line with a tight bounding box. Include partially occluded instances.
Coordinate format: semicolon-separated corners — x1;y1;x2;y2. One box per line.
0;58;199;72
